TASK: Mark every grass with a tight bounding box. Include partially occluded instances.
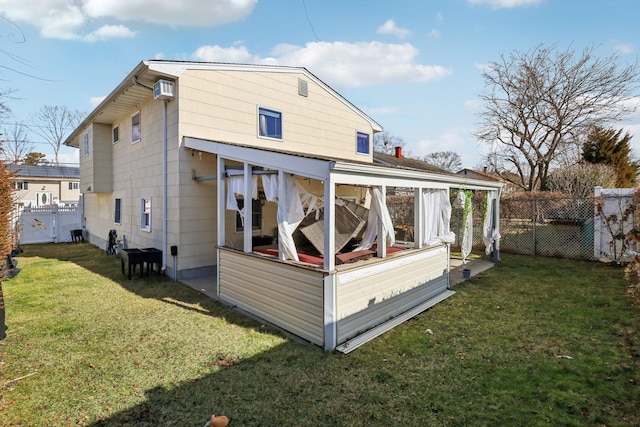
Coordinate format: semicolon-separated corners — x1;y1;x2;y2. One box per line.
1;243;639;426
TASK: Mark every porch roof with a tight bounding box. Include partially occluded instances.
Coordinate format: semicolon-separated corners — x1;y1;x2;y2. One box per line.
184;137;503;192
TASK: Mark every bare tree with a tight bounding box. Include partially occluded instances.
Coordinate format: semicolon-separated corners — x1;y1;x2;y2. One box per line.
423;151;462;172
546;163;617;197
0;123;34;164
475;44;640;191
30;105;85;166
374;131;406;155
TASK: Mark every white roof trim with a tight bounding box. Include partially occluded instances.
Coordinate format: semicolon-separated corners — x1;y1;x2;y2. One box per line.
146;61;382;132
184;137;503;192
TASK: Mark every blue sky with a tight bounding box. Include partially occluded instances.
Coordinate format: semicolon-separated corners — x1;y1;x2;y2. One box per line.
1;0;639;168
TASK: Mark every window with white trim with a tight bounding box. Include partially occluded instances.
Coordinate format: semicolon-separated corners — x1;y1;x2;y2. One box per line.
14;181;28;190
114;198;122;224
68;182;79;190
141;197;151;231
235;198;262;231
83;132;89;156
131;111;141;143
356;131;370;155
258;107;282;139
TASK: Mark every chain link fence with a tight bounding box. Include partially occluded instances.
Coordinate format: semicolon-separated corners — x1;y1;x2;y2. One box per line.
496;194;595;259
387;189;636;261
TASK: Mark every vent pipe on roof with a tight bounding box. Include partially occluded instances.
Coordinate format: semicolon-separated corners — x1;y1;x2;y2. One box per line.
395;146;403;159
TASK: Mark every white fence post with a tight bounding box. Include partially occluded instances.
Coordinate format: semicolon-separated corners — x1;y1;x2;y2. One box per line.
593;186;602;260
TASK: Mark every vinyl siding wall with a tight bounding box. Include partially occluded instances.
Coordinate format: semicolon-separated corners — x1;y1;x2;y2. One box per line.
218;248;325;346
336;246;449;343
177;69;374;163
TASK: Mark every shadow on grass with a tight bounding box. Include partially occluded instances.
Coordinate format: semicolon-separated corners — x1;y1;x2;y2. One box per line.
13;242;289;339
11;244;362;426
88;341;344;426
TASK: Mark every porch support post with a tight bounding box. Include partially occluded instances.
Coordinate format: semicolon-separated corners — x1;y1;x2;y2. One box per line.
277;170;286;261
243;162;253;253
216;156;226;247
323;274;337;351
216;155;226;298
492;190;501;262
323;177;336;271
414;187;424;249
377;185;387;259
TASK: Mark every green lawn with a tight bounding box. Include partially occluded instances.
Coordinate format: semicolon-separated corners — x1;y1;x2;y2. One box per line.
1;243;639;426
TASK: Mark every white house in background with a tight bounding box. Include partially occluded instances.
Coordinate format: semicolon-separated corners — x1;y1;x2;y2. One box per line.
9;164;80;207
64;60;502;351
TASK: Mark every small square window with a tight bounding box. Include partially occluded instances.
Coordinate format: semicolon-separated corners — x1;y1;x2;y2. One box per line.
357;132;370;155
115;198;122;224
113;125;119;144
68;182;79;190
131;111;141;143
258;107;282;139
141;197;151;231
83;132;89;156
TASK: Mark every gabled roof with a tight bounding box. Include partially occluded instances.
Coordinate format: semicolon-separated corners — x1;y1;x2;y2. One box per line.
373;152;455;176
457;168;503;182
9;165;79;179
64;60;383;148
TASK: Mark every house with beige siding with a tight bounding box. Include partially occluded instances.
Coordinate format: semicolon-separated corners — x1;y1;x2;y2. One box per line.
9;165;80;207
64;60;502;351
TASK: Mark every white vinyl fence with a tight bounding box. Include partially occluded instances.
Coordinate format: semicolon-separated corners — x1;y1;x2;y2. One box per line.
17;203;83;244
593;187;636;262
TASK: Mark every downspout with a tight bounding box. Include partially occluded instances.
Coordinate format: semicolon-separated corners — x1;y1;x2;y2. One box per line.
162;99;168;276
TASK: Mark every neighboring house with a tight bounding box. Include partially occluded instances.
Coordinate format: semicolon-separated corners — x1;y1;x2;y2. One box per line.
457;168;518;193
64;60;502;351
9;164;80;207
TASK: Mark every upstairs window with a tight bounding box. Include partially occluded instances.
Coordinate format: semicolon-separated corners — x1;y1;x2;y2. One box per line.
83;132;89;156
356;132;370;155
258;107;282;139
68;182;79;190
15;181;28;190
112;125;119;144
131;111;141;143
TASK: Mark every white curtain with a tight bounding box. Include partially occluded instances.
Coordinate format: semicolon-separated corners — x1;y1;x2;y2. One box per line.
261;174;278;202
355;187;395;251
277;175;306;261
226;175;258;224
422;189;455;246
482;191;501;255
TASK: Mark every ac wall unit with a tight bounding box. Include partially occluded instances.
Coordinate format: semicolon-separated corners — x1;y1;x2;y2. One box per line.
153;79;175;100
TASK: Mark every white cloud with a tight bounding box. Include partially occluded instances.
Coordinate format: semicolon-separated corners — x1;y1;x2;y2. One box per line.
427;29;441;39
464;99;483;110
83;0;257;27
192;41;451;88
362;105;398;115
193;45;265;64
89;96;106;107
377;19;410;39
467;0;542;9
0;0;257;41
615;43;634;54
83;25;136;42
436;12;444;22
56;150;80;166
417;129;469;153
